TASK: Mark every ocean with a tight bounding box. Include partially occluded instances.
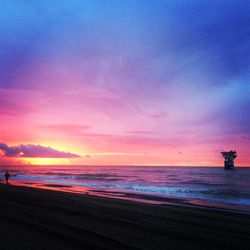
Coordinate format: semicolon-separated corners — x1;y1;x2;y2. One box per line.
1;165;250;212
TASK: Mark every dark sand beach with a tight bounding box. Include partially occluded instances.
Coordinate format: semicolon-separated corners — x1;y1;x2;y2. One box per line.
0;183;250;250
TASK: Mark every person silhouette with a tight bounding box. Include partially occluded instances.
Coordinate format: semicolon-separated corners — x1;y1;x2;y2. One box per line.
4;171;11;184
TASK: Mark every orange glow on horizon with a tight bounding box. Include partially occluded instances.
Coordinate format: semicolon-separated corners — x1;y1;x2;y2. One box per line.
23;158;71;165
0;156;249;167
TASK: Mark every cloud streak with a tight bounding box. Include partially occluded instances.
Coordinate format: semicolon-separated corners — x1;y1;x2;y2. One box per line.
0;143;81;158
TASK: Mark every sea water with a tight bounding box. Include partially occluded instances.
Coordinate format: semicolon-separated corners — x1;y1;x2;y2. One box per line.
1;165;250;211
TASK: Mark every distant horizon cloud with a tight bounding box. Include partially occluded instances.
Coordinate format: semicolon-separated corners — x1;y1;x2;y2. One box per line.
0;143;81;158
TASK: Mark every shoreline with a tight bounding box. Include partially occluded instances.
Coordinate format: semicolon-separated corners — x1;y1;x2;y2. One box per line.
0;183;250;249
8;179;250;214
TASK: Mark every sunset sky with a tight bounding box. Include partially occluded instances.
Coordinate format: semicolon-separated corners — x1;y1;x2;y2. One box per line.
0;0;249;166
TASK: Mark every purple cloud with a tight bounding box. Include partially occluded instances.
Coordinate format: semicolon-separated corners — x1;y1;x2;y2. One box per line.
150;111;168;120
0;143;80;158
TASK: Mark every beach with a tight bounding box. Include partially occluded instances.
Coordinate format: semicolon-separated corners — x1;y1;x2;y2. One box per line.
0;183;249;250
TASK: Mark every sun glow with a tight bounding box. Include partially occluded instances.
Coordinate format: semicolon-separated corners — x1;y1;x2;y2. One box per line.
24;158;70;165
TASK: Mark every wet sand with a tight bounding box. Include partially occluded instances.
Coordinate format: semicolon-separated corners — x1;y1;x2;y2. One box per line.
0;183;249;250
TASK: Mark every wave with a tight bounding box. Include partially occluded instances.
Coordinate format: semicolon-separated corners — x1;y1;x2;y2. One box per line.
10;167;250;207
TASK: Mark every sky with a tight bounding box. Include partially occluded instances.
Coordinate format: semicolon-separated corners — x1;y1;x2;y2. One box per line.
0;0;249;166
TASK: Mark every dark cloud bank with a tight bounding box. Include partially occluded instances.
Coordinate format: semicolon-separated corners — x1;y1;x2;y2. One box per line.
0;143;80;158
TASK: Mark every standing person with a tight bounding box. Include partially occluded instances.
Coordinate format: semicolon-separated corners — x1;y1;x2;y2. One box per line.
4;171;11;184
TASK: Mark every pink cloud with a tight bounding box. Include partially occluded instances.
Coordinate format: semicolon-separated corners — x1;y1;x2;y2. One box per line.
0;91;35;116
41;124;91;135
126;130;155;135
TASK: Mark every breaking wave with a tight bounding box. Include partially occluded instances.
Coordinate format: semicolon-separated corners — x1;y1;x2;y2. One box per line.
2;166;250;208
